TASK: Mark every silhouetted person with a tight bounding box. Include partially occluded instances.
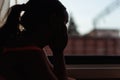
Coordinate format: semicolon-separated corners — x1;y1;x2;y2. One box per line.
0;0;69;80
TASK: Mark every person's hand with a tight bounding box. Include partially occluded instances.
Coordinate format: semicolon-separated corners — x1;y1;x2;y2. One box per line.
68;77;76;80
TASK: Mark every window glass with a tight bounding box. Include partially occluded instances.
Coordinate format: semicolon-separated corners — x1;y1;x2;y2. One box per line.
61;0;120;56
3;0;120;56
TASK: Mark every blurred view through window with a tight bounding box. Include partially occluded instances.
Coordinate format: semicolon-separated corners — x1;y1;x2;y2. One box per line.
1;0;120;56
46;0;120;56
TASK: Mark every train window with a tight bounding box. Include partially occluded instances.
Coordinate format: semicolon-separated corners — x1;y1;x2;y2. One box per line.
45;0;120;64
1;0;119;79
1;0;120;64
